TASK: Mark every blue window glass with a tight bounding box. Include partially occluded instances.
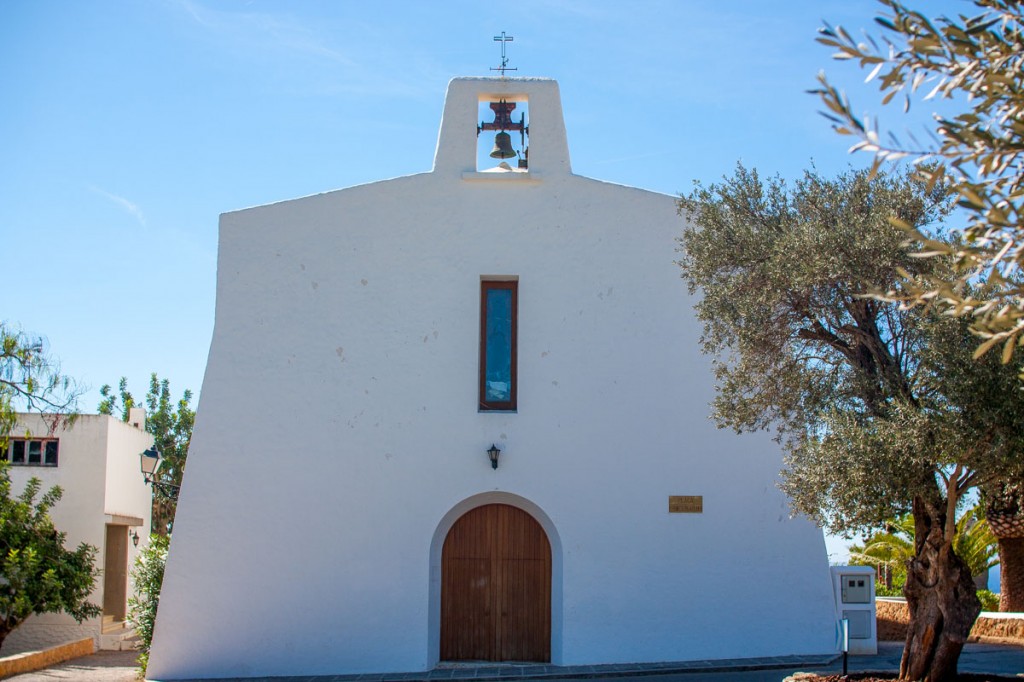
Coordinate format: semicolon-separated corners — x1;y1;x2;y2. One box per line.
480;280;517;410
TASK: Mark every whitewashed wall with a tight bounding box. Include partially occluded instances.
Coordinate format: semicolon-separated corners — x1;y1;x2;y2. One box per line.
148;77;837;680
104;418;154;533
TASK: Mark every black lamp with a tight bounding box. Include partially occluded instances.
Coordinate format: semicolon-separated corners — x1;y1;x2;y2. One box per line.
139;446;181;498
129;528;140;547
140;447;161;480
487;444;501;470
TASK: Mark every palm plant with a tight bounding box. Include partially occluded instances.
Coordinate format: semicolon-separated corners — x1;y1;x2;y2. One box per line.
850;516;914;592
850;505;998;592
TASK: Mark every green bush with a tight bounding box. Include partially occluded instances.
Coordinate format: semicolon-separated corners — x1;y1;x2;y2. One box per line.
875;581;903;597
0;465;101;652
127;534;168;674
977;589;1000;612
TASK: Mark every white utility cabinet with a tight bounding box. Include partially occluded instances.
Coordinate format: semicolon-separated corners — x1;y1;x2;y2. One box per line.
830;565;878;655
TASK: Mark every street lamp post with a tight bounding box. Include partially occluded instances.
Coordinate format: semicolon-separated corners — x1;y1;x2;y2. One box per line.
139;447;180;499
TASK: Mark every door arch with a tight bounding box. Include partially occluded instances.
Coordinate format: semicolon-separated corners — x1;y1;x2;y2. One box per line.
440;503;551;662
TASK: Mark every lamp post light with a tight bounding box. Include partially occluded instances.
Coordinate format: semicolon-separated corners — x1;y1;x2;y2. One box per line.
140;447;161;480
139;447;180;499
487;444;501;470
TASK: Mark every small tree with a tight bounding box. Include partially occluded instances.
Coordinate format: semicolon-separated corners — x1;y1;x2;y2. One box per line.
99;374;194;534
0;463;101;651
1;323;81;442
127;534;168;675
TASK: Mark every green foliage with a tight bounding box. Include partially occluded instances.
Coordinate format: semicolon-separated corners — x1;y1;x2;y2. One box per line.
850;506;999;589
0;462;101;650
99;374;194;534
850;516;915;586
813;0;1024;363
127;534;168;675
678;164;969;533
875;579;906;597
978;589;1000;611
955;506;1001;577
1;322;81;448
677;160;1023;572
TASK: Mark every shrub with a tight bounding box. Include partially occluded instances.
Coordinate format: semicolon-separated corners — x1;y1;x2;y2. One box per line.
0;465;101;652
875;581;904;598
977;589;1000;612
127;534;168;674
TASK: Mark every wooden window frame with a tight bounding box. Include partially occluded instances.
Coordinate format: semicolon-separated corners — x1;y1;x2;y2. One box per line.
479;279;518;411
6;437;59;467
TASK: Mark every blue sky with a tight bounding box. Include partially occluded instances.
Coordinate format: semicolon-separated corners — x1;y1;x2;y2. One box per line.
2;0;972;562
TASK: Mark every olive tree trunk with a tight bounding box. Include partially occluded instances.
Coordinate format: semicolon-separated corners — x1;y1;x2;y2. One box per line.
900;497;982;682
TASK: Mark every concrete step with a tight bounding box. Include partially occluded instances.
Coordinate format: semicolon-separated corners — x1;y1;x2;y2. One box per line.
99;623;139;651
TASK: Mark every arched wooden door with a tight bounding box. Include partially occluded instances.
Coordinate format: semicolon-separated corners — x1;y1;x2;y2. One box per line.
441;504;551;662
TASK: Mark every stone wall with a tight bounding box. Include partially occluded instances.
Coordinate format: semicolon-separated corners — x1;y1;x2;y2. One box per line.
876;598;1024;643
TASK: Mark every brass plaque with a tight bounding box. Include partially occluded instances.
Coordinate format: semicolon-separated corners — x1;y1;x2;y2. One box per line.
669;495;703;513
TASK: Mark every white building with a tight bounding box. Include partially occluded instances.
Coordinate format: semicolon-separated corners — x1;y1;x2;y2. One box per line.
148;77;838;680
2;411;153;655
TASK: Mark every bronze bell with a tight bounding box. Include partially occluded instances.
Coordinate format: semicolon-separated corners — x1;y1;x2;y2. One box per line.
489;131;517;159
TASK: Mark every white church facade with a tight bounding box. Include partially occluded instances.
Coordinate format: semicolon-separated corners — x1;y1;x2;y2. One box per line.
147;77;838;680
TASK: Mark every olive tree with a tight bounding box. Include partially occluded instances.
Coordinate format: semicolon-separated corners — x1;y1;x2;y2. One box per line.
813;0;1024;362
677;164;1024;681
813;0;1024;617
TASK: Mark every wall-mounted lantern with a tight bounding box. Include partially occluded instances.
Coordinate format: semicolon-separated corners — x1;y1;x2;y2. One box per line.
487;443;501;470
139;446;181;499
140;447;160;479
129;528;141;548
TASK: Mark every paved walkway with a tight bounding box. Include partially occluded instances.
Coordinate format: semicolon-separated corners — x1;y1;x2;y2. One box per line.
4;650;137;682
6;641;1022;682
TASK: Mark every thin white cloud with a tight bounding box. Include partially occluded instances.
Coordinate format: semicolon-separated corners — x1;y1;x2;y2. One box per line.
175;0;356;67
169;0;444;99
89;186;146;228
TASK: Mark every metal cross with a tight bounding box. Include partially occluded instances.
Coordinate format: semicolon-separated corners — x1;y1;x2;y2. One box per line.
491;32;517;76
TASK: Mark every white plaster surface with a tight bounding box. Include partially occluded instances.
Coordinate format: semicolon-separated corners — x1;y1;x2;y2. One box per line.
147;77;837;681
3;414;152;656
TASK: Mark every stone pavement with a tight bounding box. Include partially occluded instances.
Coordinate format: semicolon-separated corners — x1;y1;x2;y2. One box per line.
6;641;1022;682
835;640;1024;678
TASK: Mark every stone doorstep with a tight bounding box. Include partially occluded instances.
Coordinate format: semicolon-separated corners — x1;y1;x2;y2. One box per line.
99;624;140;652
150;655;841;682
0;637;95;679
99;618;141;651
318;653;842;682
